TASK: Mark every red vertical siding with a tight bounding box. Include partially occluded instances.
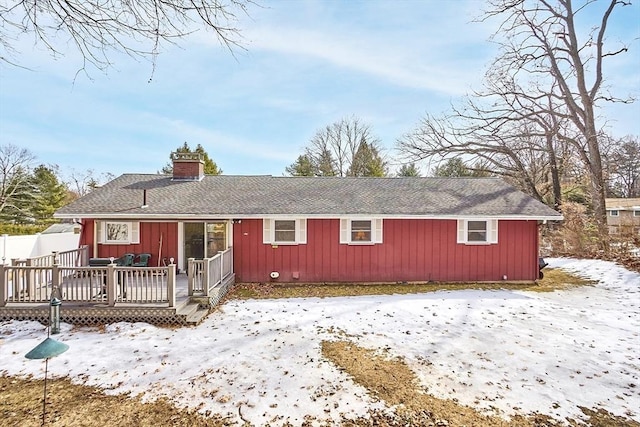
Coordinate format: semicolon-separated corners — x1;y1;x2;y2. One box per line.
79;220;178;267
234;218;540;283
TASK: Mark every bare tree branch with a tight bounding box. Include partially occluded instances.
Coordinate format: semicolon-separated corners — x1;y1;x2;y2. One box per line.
0;0;256;73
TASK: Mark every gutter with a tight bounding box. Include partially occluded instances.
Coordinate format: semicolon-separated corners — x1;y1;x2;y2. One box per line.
55;213;564;221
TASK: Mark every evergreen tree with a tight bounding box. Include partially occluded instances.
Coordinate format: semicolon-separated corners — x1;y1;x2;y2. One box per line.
161;142;222;175
432;158;491;178
315;148;337;176
397;163;420;177
31;165;69;224
285;155;315;176
349;141;387;177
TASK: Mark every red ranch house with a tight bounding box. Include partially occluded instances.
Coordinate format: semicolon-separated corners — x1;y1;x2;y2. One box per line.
55;153;562;285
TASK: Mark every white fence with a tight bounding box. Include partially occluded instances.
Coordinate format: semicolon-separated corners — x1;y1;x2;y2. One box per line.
1;232;81;264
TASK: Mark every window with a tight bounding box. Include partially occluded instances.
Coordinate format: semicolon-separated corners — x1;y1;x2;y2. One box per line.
340;218;383;244
274;220;296;243
609;210;619;217
263;218;307;245
351;220;372;242
457;219;498;245
634;210;640;217
467;221;487;242
97;221;140;244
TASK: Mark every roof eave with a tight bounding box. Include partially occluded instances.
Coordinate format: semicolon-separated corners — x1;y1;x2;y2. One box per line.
55;213;563;221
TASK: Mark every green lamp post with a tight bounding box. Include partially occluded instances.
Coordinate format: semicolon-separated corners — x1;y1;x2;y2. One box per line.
25;290;68;426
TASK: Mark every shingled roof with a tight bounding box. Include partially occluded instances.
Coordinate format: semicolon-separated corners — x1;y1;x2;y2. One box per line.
55;174;562;219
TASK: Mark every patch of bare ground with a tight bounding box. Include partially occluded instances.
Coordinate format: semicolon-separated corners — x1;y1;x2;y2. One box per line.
0;375;230;427
521;268;597;292
321;340;640;427
226;269;594;301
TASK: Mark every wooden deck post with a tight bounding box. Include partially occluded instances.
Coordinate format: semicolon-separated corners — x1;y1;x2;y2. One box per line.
80;245;89;266
167;263;176;308
107;263;116;306
203;258;210;297
0;264;6;307
26;258;34;300
187;258;194;296
220;251;224;284
52;264;60;300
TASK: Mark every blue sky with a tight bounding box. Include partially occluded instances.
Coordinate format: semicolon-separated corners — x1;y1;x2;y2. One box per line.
0;0;638;181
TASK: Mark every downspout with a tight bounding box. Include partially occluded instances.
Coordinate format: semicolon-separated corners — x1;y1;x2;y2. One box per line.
93;220;98;258
75;219;85;248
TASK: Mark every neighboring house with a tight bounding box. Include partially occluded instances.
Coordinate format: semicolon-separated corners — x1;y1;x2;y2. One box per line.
605;198;640;236
54;153;562;283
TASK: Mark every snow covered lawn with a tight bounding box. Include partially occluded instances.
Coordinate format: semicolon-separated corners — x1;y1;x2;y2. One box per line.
1;258;639;425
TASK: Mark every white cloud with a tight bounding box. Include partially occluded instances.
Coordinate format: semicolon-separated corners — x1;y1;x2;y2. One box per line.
242;25;485;96
162;117;294;163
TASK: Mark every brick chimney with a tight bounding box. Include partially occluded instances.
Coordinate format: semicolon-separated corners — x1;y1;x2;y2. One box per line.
171;152;205;181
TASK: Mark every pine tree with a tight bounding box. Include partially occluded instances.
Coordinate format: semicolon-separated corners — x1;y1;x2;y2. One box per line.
285;155;315;176
161;142;222;175
397;163;420;177
30;165;69;224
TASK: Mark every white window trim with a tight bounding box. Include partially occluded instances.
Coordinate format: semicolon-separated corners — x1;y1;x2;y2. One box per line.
339;218;383;245
97;221;140;245
457;219;498;245
634;210;640;217
263;218;307;245
609;210;619;217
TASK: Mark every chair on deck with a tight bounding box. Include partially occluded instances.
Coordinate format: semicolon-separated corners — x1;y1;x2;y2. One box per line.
133;253;151;267
115;253;135;266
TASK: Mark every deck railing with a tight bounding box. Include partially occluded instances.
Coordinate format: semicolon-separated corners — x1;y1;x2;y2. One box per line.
11;246;89;268
0;262;176;308
187;246;233;296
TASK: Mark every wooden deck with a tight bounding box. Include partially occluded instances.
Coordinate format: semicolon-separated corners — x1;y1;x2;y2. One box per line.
0;247;235;326
0;273;235;326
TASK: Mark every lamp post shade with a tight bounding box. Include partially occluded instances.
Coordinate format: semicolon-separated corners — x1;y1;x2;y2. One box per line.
25;337;69;360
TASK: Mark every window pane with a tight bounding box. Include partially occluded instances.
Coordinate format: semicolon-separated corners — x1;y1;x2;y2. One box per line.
467;221;487;242
274;220;296;242
106;223;128;241
351;220;371;241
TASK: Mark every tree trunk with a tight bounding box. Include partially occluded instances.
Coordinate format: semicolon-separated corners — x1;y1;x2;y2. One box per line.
545;132;562;210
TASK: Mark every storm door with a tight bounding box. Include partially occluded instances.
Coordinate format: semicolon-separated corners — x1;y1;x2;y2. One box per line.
183;222;228;260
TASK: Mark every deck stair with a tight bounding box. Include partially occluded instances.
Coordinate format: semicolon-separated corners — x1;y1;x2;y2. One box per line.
175;298;210;325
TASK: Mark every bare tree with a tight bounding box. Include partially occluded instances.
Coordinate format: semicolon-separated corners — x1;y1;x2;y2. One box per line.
0;144;35;219
607;135;640;198
1;1;255;73
398;106;561;203
399;0;633;249
483;0;633;246
66;169;115;199
289;116;388;177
